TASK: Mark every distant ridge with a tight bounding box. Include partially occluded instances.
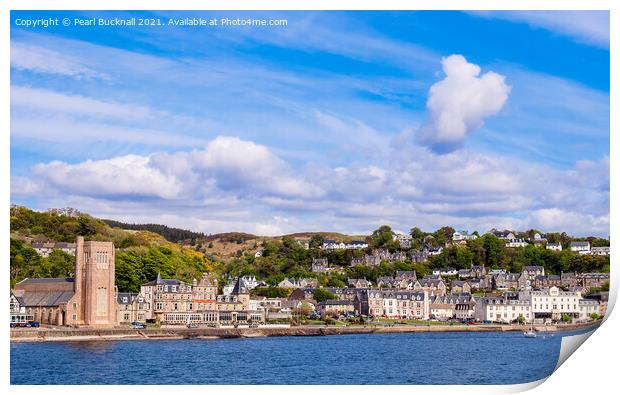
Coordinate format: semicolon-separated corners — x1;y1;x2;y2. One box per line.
102;219;205;243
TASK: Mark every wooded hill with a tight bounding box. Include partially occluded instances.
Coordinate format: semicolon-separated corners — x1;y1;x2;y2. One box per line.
9;206;610;293
10;206;212;292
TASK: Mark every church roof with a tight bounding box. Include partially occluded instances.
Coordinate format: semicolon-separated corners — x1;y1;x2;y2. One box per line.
18;291;75;307
17;278;74;285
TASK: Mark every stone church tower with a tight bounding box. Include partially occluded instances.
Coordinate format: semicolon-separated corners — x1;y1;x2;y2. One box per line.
74;236;117;327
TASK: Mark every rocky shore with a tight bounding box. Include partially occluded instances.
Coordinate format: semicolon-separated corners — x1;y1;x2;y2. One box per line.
10;321;599;342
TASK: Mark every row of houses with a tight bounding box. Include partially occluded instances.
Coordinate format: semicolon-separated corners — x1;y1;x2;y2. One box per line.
282;285;605;324
322;240;369;250
475;286;606;323
31;241;77;257
115;273;262;325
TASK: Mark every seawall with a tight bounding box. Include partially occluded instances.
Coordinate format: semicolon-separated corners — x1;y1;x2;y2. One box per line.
10;321;600;342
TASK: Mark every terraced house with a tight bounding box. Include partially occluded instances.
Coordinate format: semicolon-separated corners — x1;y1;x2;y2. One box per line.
363;290;429;320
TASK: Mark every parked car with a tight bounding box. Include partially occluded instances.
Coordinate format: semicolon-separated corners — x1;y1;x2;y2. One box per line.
131;321;146;329
26;321;40;328
186;323;198;328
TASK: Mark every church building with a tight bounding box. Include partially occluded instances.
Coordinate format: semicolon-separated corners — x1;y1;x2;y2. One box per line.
12;236;118;327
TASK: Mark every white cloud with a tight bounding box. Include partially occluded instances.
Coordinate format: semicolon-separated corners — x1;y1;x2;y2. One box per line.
528;208;609;236
16;139;609;237
470;11;609;49
417;54;511;153
188;136;321;199
11;117;208;148
27;136;322;203
11;86;153;120
11;176;41;197
11;42;107;79
33;155;182;199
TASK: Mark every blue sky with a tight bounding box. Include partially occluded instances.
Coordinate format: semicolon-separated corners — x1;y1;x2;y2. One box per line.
10;10;610;236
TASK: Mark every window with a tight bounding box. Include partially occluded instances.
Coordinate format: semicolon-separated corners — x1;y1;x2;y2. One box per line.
96;287;108;317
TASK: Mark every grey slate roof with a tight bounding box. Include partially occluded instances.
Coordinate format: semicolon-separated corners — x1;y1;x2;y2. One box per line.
570;241;590;247
19;291;75;307
117;292;138;305
18;277;74;285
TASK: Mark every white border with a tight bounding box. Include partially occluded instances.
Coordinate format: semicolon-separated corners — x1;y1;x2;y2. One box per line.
2;1;616;395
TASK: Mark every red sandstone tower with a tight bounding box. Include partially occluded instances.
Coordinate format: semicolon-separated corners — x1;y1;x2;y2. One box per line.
75;236;117;327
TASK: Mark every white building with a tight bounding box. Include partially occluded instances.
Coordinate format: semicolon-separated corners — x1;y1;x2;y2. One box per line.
322;240;345;250
432;267;458;276
323;240;368;250
527;286;581;321
570;241;591;255
429;303;454;319
344;240;369;249
222;279;236;296
532;233;547;243
546;243;562;251
452;231;478;242
475;297;532;323
426;246;444;256
239;276;262;291
505;238;528;248
590;246;610;256
578;299;600;321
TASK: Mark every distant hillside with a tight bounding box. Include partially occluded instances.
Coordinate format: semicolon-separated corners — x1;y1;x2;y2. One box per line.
10;206;215;292
103;219;205;243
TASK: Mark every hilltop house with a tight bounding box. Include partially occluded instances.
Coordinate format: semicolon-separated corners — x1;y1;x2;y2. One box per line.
31;242;77;257
591;246;610;256
393;233;413;249
278;278;318;289
432;267;457;277
322;240;368;250
490;230;515;240
311;258;330;273
570;241;591;255
452;230;477;243
505;238;528;248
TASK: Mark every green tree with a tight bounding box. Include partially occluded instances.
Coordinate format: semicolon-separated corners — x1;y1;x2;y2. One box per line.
313;288;337;303
371;225;394;248
309;234;325;249
252;286;291;298
77;215;97;236
45;249;75;278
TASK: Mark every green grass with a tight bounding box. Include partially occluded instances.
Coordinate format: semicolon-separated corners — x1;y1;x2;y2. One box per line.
371;318;461;326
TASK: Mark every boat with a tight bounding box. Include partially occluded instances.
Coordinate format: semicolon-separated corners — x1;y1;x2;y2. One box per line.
523;322;537;338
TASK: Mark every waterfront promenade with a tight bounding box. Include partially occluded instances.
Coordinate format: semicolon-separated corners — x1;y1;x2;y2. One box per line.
10;321;599;342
